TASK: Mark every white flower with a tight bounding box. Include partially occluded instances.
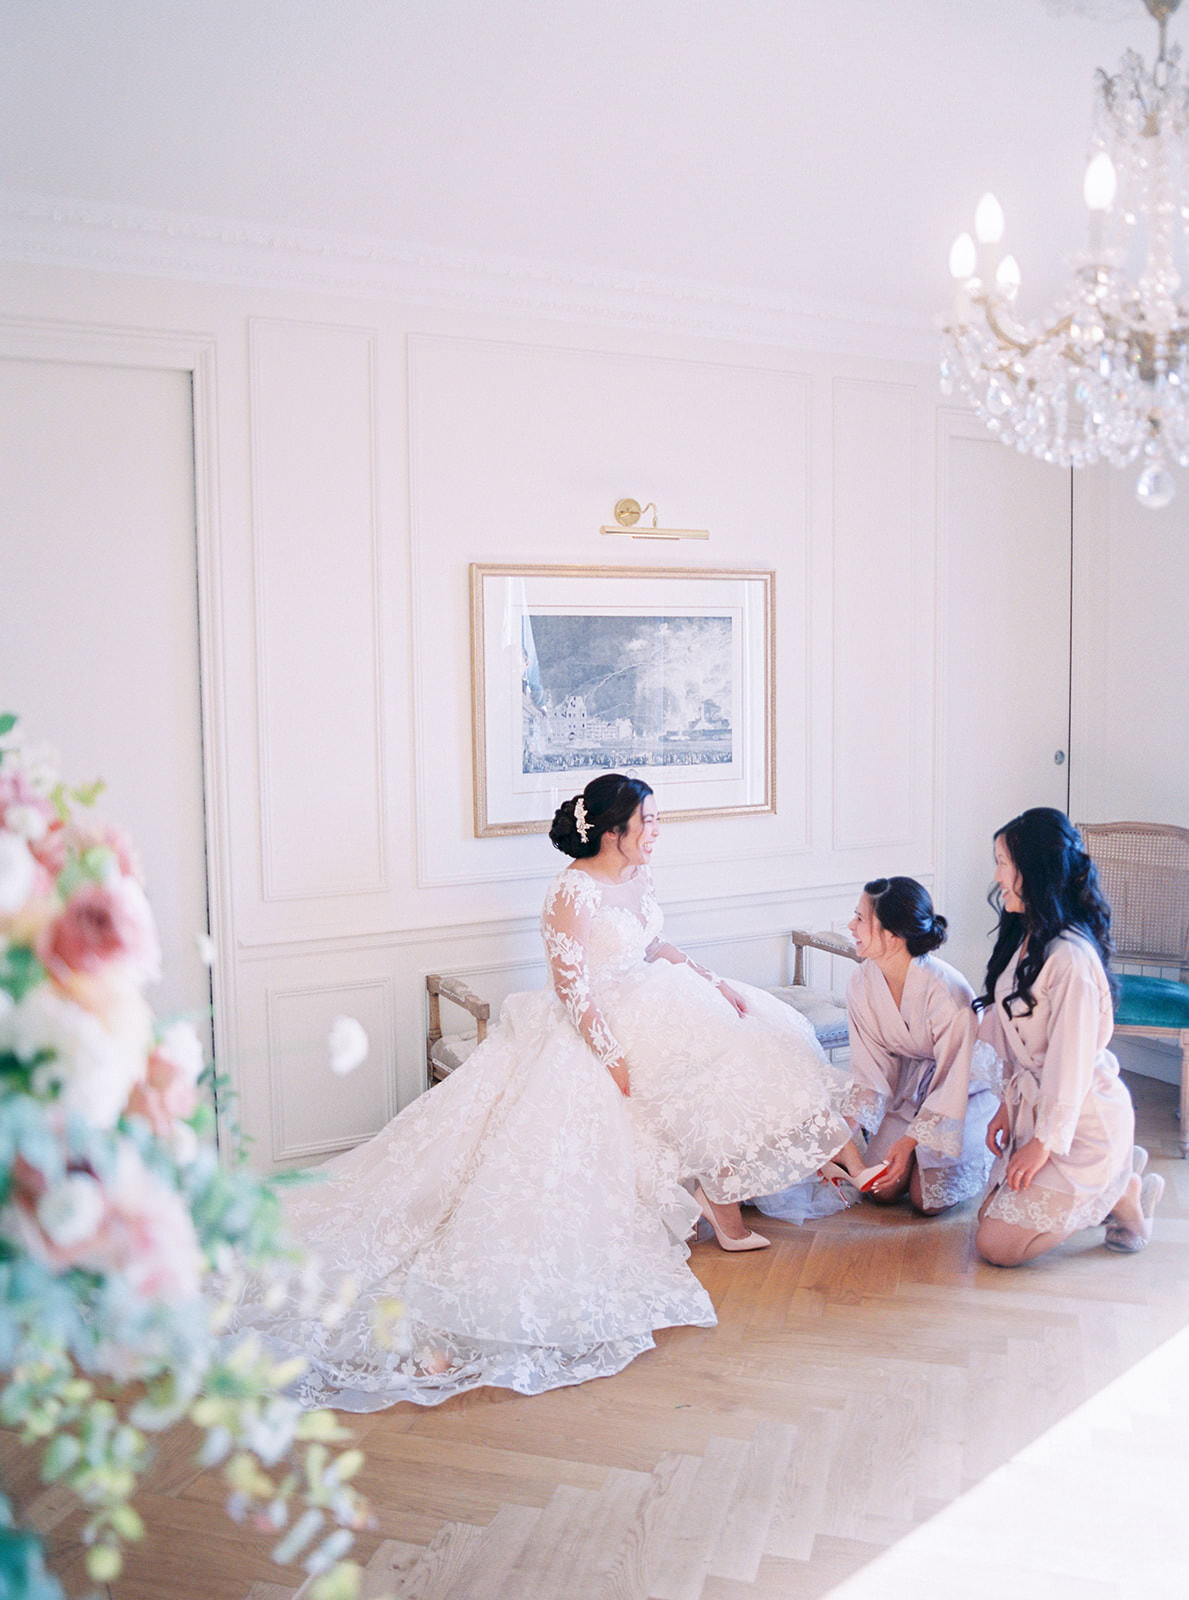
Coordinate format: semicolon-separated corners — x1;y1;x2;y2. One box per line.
36;1172;105;1249
166;1120;199;1167
155;1020;205;1086
3;804;48;843
2;984;150;1128
12;742;59;795
194;932;217;967
327;1015;368;1076
0;829;36;915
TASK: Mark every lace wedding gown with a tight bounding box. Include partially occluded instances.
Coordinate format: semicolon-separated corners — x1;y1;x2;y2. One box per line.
230;866;850;1410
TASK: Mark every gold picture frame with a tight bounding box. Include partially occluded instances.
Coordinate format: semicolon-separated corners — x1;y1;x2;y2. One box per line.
470;563;775;837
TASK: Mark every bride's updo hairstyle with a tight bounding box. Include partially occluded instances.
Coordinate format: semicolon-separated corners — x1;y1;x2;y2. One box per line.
864;876;948;957
549;773;654;860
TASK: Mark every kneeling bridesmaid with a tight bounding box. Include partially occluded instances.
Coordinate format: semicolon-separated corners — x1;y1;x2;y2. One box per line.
975;808;1161;1267
843;877;997;1214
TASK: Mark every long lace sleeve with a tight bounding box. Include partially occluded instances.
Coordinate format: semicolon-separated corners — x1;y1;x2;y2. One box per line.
540;872;624;1068
643;938;720;985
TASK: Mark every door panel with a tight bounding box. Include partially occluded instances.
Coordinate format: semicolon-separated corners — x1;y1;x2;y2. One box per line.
0;358;210;1032
938;421;1072;989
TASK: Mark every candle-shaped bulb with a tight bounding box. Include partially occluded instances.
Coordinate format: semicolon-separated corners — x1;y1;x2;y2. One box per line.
996;254;1021;300
949;232;977;280
1084;150;1117;211
974;192;1005;244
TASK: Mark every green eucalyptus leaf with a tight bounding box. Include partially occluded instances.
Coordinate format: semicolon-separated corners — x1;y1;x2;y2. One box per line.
40;1433;81;1482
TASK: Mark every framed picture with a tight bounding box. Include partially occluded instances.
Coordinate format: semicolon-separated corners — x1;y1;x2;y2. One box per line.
470;563;774;837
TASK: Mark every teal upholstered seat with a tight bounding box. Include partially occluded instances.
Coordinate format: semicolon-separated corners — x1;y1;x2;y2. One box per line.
1080;821;1189;1157
1115;974;1189;1030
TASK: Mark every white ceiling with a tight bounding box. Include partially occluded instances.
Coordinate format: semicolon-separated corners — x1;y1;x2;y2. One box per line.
0;0;1173;326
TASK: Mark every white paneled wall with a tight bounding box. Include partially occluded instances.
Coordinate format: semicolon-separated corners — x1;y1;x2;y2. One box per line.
0;255;1123;1170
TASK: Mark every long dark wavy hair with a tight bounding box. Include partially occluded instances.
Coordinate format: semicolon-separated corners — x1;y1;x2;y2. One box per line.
975;807;1115;1016
549;773;653;860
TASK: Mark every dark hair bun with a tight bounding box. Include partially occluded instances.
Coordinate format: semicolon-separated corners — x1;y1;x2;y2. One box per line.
549;795;597;859
914;911;948;956
863;876;946;957
547;773;655;861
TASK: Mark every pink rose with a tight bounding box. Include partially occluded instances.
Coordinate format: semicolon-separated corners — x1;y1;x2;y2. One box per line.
126;1035;201;1134
41;878;161;984
7;1146;203;1305
63;820;143;884
29;821;67;877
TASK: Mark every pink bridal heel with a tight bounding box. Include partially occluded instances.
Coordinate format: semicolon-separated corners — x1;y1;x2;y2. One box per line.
692;1185;771;1251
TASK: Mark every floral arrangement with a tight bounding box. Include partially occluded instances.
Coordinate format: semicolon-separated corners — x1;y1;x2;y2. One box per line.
0;714;373;1600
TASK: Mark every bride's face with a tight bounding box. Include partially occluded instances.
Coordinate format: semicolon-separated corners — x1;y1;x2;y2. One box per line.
617;796;660;867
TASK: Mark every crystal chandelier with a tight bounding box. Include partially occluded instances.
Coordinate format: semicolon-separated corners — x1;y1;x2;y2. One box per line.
942;0;1189;509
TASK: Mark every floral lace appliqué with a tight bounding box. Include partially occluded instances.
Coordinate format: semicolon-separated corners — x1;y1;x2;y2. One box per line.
841;1083;885;1134
907;1109;965;1160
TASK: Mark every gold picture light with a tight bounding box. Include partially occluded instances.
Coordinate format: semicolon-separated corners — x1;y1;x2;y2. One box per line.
598;497;710;541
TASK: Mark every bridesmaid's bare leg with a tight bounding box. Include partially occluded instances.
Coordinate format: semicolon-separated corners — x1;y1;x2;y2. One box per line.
976;1217;1068;1266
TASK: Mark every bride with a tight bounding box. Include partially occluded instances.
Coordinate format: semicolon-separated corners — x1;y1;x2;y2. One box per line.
231;773;863;1409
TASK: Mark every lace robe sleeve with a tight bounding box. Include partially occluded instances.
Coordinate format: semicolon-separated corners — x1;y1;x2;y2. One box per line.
904;978;978;1159
839;966;891;1134
541;872;624;1069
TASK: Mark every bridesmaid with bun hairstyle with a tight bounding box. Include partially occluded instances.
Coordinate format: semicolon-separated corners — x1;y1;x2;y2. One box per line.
975;808;1161;1266
841;877;998;1213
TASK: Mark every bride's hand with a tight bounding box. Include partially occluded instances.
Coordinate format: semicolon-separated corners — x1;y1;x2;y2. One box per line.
607;1060;631;1097
716;980;748;1018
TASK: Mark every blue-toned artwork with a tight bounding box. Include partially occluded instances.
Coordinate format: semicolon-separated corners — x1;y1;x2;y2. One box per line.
520;613;733;775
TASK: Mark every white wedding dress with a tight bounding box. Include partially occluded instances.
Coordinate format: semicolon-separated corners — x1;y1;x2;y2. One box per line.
230;866;849;1410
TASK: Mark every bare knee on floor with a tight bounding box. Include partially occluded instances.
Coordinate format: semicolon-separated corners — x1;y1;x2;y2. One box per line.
976;1220;1030;1267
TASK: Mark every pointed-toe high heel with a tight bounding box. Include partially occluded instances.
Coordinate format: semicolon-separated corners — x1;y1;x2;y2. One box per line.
692;1185;771;1251
820;1159;891;1194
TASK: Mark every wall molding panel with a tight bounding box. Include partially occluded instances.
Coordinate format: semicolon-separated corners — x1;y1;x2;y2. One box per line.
830;377;922;853
265;975;397;1164
249;318;388;902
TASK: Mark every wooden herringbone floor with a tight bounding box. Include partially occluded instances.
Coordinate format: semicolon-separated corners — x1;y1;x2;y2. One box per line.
13;1073;1189;1600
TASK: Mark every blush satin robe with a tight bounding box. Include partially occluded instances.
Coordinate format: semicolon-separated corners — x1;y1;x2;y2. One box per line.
842;954;998;1211
978;930;1134;1236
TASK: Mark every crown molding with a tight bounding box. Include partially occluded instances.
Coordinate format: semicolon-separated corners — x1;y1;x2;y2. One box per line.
0;188;938;364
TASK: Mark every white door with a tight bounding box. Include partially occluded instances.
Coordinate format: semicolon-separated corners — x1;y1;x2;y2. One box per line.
936;414;1072;990
0;357;210;1037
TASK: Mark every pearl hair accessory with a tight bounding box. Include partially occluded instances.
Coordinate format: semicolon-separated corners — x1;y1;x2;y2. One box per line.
574;798;590;843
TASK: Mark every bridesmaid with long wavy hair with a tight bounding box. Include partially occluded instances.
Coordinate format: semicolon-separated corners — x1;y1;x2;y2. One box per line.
974;807;1162;1266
